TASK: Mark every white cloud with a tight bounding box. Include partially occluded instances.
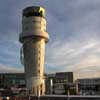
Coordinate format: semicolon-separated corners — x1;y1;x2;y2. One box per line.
43;0;100;79
0;0;100;79
0;64;24;73
45;38;100;78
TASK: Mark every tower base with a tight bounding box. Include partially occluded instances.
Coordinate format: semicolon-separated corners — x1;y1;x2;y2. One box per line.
26;76;45;96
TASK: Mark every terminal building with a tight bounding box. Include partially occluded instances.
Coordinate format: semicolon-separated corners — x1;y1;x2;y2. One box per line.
0;73;26;96
0;72;74;95
0;73;100;96
0;73;25;89
77;78;100;95
45;72;76;95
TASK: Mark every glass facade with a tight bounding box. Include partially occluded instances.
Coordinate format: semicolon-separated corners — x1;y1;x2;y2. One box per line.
0;73;25;88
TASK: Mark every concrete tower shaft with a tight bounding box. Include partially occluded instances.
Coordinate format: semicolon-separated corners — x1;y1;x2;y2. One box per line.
19;6;49;96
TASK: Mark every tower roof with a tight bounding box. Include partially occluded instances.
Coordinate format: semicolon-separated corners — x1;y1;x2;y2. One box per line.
23;6;46;17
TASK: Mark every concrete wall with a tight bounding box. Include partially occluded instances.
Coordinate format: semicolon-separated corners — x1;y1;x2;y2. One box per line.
23;38;45;95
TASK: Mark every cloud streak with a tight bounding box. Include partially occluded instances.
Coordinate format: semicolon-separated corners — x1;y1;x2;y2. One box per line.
0;64;24;73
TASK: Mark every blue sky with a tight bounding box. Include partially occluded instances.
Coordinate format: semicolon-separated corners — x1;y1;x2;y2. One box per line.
0;0;100;78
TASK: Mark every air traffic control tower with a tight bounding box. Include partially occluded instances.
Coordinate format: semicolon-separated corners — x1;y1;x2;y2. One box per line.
19;6;49;96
